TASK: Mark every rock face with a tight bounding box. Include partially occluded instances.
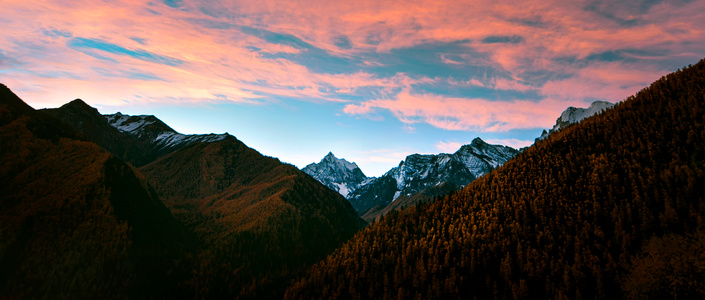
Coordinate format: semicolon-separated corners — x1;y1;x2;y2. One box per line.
347;138;519;215
104;112;228;150
539;100;614;140
302;152;368;198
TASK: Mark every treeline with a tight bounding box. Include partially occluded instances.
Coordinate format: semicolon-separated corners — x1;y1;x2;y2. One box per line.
285;60;705;299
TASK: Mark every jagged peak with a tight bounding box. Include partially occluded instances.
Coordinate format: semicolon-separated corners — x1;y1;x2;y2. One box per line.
470;137;487;146
324;151;337;160
456;138;487;154
314;151;360;171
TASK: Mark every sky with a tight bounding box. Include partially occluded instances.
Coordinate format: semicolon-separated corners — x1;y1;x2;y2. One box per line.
1;0;704;176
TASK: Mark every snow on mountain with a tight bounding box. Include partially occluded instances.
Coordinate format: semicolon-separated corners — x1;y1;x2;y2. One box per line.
302;152;369;198
347;137;519;214
539;100;614;140
105;112;227;150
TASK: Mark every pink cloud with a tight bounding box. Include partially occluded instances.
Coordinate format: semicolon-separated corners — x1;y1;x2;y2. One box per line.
2;0;419;108
344;89;574;132
343;102;375;115
435;141;463;153
540;61;665;102
2;0;704;134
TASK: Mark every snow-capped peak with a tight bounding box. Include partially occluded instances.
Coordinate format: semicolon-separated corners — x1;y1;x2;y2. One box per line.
104;112;228;150
303;153;368;198
539;100;614;140
105;112;161;135
322;152;360;172
345;138;519;213
558;100;614;126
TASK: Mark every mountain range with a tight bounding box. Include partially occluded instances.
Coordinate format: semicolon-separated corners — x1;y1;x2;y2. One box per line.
303;138;519;222
3;89;365;299
303;100;615;222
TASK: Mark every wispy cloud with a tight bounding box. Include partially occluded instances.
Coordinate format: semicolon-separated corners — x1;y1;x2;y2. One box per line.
67;37;184;66
344;89;574;131
435;141;464;153
1;0;704;131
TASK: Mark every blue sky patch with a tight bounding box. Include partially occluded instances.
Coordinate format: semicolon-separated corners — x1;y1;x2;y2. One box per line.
163;0;183;9
91;67;164;81
333;35;353;49
67;37;184;66
42;28;72;38
482;35;524;44
240;26;313;50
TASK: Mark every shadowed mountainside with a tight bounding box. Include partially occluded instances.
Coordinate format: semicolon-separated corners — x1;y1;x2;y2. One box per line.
0;85;193;298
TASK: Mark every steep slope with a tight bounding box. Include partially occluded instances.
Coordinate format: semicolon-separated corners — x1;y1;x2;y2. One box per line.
302;152;368;198
0;85;192;298
139;137;366;299
286;61;705;299
538;100;614;140
349;138;518;217
44;99;367;299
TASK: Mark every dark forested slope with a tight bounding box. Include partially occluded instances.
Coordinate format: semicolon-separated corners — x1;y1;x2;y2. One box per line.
139;136;366;299
0;85;192;298
285;60;705;299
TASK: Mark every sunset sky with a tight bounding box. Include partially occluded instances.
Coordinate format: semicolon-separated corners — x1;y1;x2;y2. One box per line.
2;0;704;176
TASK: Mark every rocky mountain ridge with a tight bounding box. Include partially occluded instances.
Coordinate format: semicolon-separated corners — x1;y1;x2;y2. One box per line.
305;138;519;218
539;100;614;140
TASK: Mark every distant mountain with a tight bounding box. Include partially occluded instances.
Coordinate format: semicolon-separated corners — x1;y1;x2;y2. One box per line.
538;100;614;140
44;97;366;299
285;60;705;300
0;85;192;298
348;138;519;219
302;152;368;198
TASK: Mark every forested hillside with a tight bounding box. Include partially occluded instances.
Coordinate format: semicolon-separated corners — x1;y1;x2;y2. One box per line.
0;85;193;298
285;60;705;299
140;137;366;299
